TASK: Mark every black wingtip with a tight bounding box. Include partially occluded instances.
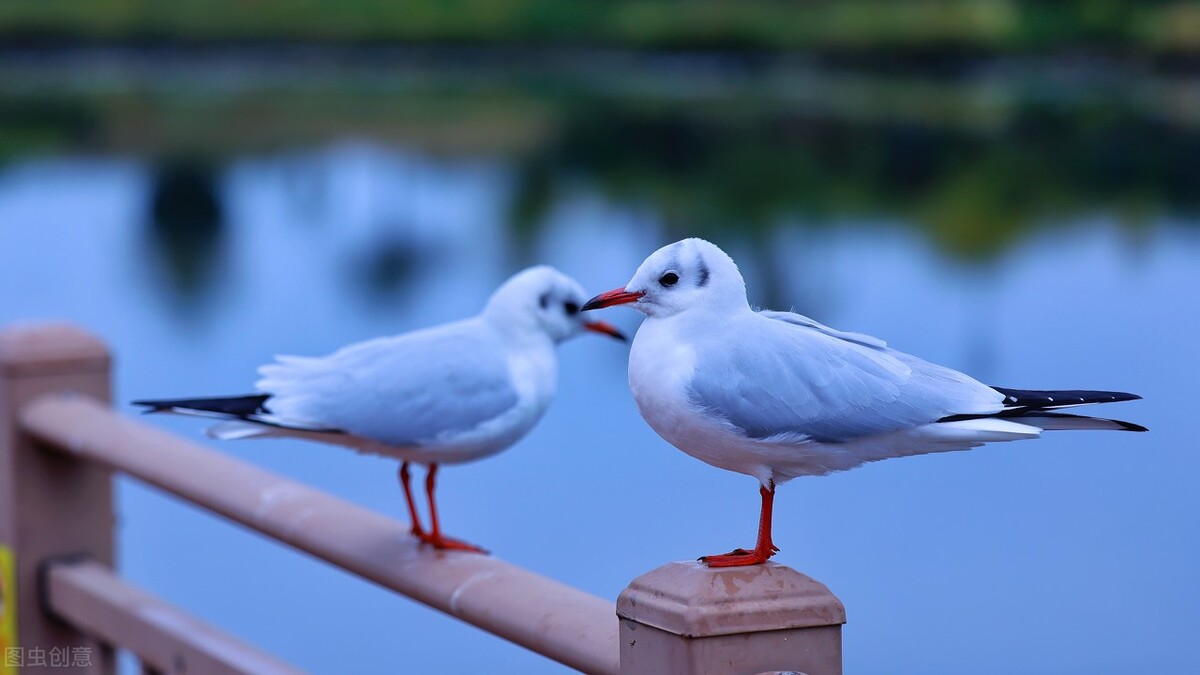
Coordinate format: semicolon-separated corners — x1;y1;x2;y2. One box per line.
991;387;1143;409
131;400;170;414
1116;420;1149;432
129;394;271;417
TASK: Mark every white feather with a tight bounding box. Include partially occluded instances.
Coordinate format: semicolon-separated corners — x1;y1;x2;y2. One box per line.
207;421;273;441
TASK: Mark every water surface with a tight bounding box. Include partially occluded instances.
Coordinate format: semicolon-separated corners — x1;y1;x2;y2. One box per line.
1;54;1197;673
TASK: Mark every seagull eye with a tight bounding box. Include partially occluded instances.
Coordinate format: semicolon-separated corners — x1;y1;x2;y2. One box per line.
563;301;579;315
659;271;680;287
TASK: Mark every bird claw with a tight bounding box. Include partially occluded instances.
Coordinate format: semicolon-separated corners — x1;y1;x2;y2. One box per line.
433;538;489;554
699;546;777;567
416;531;489;554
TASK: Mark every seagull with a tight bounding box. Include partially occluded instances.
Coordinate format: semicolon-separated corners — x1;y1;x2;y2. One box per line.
583;238;1145;567
135;266;624;553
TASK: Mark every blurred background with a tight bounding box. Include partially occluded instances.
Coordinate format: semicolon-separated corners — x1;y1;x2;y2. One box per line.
2;1;1198;673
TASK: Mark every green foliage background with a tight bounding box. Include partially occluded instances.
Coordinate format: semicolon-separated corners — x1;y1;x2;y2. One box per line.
1;1;1198;52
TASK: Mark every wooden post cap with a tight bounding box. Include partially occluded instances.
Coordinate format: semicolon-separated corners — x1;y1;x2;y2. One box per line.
618;561;846;638
0;323;109;376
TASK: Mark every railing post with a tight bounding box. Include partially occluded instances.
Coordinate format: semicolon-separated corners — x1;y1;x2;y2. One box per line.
0;324;115;674
617;561;845;675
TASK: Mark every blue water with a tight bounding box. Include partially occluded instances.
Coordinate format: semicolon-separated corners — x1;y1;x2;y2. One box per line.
2;144;1197;674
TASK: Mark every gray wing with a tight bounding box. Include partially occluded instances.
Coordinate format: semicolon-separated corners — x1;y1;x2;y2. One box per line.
687;312;1003;443
757;310;888;349
256;318;519;447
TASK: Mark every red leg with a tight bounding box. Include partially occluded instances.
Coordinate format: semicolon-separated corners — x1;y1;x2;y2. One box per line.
398;462;426;539
421;464;488;554
700;482;779;567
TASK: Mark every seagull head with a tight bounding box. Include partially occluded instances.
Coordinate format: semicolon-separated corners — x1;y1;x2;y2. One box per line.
582;238;747;319
485;265;625;343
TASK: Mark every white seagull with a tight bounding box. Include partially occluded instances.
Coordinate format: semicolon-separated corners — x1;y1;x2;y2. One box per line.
136;266;624;553
583;238;1145;567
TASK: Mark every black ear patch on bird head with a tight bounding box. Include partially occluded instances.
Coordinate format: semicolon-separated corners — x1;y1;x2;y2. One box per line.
697;258;710;287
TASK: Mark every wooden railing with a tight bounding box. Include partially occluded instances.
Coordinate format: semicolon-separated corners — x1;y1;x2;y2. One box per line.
0;323;845;675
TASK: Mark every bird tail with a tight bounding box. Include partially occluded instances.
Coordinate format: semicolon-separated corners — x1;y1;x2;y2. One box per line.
131;394;344;435
206;420;277;440
939;387;1147;432
998;412;1147;432
132;394;271;419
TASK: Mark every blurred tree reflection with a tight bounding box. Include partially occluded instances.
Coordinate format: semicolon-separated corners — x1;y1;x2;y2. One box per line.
146;158;225;305
346;233;425;304
519;92;1199;256
5;56;1197;306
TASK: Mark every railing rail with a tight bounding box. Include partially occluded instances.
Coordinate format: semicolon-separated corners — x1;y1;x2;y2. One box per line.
0;323;845;675
22;394;621;675
43;558;302;675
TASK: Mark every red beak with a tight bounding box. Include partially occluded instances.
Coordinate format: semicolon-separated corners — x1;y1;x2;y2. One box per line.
582;288;645;311
584;320;626;341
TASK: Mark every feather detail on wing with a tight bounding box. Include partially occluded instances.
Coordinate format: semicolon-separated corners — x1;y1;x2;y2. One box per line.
687;312;1003;443
758;310;888;349
255;319;520;447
